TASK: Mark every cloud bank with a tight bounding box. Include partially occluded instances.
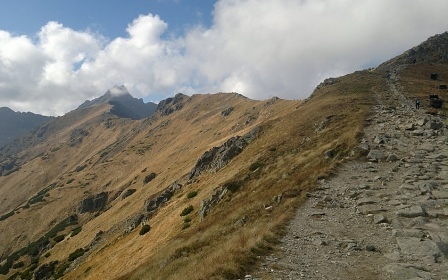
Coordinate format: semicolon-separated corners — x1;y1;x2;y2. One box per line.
1;0;447;115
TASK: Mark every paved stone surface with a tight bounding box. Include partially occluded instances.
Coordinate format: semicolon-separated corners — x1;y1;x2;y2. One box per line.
247;68;448;280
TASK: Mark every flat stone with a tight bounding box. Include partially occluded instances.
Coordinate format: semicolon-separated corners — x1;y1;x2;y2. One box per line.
392;229;425;238
396;206;426;218
396;237;442;261
373;214;388;224
383;263;432;279
367;150;387;162
432;190;448;199
357;205;387;215
356;197;379;206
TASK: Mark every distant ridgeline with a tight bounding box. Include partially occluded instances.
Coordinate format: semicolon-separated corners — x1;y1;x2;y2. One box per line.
0;107;53;148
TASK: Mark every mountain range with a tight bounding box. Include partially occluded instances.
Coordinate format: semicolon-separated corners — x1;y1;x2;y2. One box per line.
0;32;447;280
0;108;53;149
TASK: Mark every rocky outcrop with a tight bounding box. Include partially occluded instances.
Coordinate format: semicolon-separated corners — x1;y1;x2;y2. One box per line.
156;93;188;116
189;127;260;180
0;157;18;176
144;182;182;215
78;192;108;213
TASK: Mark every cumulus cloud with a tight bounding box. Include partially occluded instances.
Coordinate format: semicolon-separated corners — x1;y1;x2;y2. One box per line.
0;0;447;115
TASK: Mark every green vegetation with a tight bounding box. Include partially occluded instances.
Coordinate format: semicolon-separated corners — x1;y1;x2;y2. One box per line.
183;217;191;223
68;248;85;261
139;224;151;235
186;191;198;199
12;261;24;269
249;161;264;171
71;226;82;237
223;180;243;193
0;210;15;221
53;234;65;243
66;178;75;184
180;205;194;216
75;164;87;172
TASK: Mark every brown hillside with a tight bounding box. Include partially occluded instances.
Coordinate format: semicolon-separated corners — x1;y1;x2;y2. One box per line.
0;32;447;280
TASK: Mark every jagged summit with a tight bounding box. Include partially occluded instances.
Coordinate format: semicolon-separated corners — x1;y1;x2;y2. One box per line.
378;31;448;70
77;85;157;120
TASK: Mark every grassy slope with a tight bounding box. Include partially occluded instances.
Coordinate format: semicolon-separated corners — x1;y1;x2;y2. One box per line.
110;70;380;280
0;69;384;280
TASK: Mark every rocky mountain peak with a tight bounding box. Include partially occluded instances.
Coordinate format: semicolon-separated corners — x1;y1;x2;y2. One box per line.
378;31;448;70
77;86;157;120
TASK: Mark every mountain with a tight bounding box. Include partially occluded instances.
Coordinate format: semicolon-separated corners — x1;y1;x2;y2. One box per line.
78;85;157;120
0;107;53;148
0;32;447;280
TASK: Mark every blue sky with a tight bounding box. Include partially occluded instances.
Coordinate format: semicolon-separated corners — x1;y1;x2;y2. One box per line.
0;0;214;38
1;0;448;115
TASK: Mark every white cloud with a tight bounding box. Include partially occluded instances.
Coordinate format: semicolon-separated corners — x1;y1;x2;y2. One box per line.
0;0;448;115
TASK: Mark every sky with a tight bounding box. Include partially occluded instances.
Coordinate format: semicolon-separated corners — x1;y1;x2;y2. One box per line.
0;0;447;116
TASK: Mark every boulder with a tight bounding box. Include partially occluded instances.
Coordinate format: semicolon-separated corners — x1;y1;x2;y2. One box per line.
189;128;260;179
78;192;108;213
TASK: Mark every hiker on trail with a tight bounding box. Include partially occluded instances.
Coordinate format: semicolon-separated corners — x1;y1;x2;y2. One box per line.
415;98;420;109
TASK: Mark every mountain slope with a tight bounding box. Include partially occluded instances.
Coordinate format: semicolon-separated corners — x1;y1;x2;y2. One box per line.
0;107;53;148
0;32;447;280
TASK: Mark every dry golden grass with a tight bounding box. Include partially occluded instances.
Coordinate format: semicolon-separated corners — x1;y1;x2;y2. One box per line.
0;69;383;280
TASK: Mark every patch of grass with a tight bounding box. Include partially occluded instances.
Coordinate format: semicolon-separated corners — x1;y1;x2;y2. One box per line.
53;234;65;243
180;205;194;216
249;161;264;171
68;248;85;262
71;226;82;237
186;191;198;199
0;210;15;221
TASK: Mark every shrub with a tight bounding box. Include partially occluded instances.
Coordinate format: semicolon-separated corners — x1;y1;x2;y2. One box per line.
71;226;82;237
143;173;156;184
68;248;85;262
223;181;242;193
183;217;192;223
12;261;24;269
66;178;75;184
186;191;198;199
75;165;87;172
249;161;264;171
53;235;65;243
139;224;151;235
180;205;194;216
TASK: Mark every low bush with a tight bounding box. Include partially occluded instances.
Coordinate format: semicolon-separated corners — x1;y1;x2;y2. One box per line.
68;248;85;262
71;226;82;237
186;191;198;199
249;161;264;171
180;205;194;216
53;235;65;243
139;224;151;235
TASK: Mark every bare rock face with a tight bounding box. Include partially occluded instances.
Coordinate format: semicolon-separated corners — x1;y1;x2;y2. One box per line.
189;127;260;180
156;93;188;116
144;182;182;215
78;192;108;213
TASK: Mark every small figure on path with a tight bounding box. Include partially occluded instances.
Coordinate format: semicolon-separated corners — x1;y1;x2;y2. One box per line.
415;98;420;109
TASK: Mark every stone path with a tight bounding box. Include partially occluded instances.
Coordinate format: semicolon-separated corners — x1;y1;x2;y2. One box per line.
248;71;448;279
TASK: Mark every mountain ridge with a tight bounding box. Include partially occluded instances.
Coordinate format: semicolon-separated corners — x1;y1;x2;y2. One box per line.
0;32;447;280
